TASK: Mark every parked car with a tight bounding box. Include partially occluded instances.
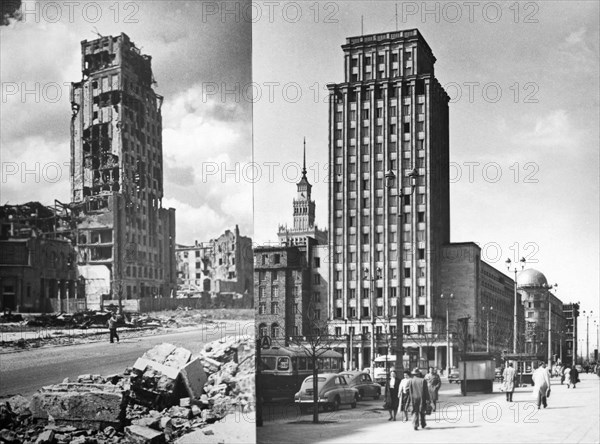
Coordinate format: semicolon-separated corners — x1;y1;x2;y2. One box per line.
339;371;382;400
294;373;359;413
448;367;460;383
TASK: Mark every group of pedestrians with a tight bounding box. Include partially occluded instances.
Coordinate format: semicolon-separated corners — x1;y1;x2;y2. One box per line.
385;367;441;431
502;360;586;410
561;364;580;388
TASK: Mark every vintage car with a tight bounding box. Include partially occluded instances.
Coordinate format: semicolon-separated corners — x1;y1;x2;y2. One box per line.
294;373;359;413
339;371;382;400
447;367;460;383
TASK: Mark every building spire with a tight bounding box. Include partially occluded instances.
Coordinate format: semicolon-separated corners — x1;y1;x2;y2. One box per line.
302;137;307;177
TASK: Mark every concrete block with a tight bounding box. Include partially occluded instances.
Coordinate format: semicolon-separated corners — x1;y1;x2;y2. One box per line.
132;417;160;429
124;425;165;444
30;384;126;429
35;430;55;444
133;358;180;380
166;406;191;419
142;343;177;363
179;358;208;400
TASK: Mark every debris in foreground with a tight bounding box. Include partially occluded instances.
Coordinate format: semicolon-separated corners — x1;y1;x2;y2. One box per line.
1;335;255;443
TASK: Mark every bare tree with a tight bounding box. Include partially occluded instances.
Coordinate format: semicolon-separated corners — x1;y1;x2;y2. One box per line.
287;300;344;424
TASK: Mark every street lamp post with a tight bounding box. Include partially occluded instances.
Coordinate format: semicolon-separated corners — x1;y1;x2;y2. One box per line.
595;320;599;363
583;310;593;363
345;318;354;371
440;293;454;375
385;167;418;375
506;257;526;354
545;283;557;369
364;267;382;367
482;306;493;353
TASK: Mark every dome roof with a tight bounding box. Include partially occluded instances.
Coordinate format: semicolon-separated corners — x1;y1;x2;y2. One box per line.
517;268;548;289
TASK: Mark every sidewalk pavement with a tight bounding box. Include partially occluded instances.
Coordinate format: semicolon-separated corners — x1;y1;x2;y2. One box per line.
257;373;600;444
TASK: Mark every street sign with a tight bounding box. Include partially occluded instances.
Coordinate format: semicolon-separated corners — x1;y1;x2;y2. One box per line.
260;336;272;349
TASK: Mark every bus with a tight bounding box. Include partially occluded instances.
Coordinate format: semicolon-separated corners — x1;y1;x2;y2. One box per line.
502;353;544;386
258;346;344;400
372;354;411;385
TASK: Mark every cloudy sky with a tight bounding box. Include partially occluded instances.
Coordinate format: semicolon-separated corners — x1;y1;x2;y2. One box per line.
1;2;599;343
1;0;252;244
252;1;599;333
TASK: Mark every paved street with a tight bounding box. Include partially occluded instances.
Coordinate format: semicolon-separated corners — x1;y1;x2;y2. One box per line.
258;374;600;443
0;320;252;397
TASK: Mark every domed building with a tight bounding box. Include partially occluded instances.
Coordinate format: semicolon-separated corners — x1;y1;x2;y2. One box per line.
517;269;566;362
517;268;549;289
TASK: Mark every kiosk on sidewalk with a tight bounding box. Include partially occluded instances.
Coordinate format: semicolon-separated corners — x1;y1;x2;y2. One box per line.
458;352;495;395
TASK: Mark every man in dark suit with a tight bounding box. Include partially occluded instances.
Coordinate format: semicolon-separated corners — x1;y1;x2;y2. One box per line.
408;368;430;430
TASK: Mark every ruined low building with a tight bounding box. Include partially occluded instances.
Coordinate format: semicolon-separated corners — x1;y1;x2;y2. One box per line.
70;33;177;309
175;226;253;302
0;202;81;313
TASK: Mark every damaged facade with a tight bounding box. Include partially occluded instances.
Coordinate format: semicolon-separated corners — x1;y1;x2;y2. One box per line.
0;202;81;313
175;226;253;301
70;33;177;309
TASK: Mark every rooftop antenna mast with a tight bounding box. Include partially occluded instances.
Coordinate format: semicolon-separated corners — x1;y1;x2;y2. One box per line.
92;27;102;38
361;15;364;35
395;4;399;30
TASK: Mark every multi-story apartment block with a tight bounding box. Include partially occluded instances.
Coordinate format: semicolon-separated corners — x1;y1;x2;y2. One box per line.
326;30;450;368
562;302;579;365
518;268;566;361
70;33;176;309
176;226;253;297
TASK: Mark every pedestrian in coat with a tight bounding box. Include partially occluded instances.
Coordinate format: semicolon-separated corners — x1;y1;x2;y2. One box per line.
502;362;516;402
532;361;551;409
570;366;579;388
424;368;441;411
385;370;400;421
399;370;412;422
408;368;430;430
564;366;572;388
107;313;119;343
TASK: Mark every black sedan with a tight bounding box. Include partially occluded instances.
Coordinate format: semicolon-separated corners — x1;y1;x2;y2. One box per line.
339;371;382;400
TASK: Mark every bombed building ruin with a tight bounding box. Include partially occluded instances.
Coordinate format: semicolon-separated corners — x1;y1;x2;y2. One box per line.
70;33;176;309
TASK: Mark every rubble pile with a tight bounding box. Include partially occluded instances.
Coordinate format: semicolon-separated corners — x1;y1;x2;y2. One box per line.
0;336;255;443
198;335;255;420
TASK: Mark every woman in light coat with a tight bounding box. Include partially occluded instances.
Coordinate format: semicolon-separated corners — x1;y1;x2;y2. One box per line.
564;366;572;387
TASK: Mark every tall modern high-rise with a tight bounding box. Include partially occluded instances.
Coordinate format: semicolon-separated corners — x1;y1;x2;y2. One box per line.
70;33;176;309
327;30;450;369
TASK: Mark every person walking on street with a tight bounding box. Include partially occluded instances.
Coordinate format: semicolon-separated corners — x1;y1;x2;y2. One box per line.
532;361;551;409
107;313;119;343
424;368;441;412
570;365;579;388
502;362;516;402
408;368;430;430
399;370;411;422
564;365;572;388
385;370;400;421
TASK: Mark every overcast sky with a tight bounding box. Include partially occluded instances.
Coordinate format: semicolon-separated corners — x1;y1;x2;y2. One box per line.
1;0;252;245
252;1;599;334
1;1;598;345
